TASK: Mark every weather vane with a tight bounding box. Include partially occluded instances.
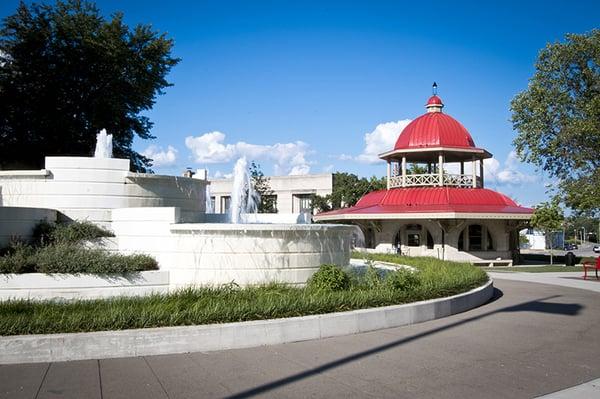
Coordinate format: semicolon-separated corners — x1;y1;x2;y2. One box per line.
432;82;438;96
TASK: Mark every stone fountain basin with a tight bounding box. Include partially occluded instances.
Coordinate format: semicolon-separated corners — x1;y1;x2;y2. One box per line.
107;207;355;288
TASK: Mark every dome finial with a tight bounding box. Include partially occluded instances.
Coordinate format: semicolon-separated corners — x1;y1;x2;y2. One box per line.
426;84;443;113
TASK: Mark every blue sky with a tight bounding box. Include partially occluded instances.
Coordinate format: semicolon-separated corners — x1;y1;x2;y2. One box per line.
2;1;599;206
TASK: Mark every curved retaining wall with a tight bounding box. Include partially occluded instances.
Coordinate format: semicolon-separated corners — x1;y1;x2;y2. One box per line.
0;207;57;249
109;207;354;287
0;280;493;364
0;157;206;225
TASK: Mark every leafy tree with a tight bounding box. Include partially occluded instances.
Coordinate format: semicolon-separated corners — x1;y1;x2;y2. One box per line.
249;161;276;213
0;0;179;172
530;200;564;265
564;215;599;243
511;30;600;216
407;164;428;174
311;172;386;212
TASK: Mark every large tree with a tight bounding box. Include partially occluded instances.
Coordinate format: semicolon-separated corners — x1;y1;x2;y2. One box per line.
312;172;386;213
0;0;179;172
511;30;600;216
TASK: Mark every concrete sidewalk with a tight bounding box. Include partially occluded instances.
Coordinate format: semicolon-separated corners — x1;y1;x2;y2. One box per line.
488;271;600;293
2;278;600;398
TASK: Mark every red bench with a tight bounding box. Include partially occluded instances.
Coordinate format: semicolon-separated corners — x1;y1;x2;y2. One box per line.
583;257;600;280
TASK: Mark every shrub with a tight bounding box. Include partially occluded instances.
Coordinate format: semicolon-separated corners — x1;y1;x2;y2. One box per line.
364;265;384;289
0;242;36;273
32;244;158;274
0;235;157;274
385;269;421;291
32;220;114;246
308;264;351;291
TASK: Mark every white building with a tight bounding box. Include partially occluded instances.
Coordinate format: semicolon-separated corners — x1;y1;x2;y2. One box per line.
209;173;333;214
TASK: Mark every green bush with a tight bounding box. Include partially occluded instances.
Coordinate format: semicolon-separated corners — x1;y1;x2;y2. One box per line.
385;269;421;291
364;265;384;289
32;244;158;274
308;264;351;291
0;242;36;273
33;220;114;246
0;243;158;274
1;221;155;274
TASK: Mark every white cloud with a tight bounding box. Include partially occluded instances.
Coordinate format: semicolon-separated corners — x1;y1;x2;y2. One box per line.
212;170;233;179
142;145;178;167
485;151;537;185
185;131;311;175
347;119;412;164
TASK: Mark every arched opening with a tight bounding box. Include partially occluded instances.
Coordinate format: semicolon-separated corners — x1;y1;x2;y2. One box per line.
427;230;434;249
458;224;494;251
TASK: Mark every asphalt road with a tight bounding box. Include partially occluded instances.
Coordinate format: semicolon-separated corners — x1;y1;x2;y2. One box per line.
2;278;600;399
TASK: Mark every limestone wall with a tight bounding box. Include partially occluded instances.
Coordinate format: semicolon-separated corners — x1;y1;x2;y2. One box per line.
0;207;57;249
0;157;207;225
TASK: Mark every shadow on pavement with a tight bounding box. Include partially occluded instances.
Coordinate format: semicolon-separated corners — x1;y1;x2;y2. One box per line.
225;292;583;399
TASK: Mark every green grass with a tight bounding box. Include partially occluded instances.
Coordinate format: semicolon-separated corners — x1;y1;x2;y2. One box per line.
0;255;488;336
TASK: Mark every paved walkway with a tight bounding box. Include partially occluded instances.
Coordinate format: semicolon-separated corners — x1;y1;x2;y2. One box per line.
2;277;600;399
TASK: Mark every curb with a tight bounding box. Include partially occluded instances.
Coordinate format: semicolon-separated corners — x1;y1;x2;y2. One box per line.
0;280;494;364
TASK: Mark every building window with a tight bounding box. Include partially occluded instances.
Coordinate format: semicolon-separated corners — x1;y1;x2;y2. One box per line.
458;224;493;252
468;225;483;251
261;195;278;213
210;196;216;212
294;194;312;213
221;196;231;214
405;224;422;247
407;233;420;247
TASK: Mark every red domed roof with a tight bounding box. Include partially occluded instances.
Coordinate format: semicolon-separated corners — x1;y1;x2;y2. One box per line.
394;112;476;150
313;187;533;220
426;95;443;106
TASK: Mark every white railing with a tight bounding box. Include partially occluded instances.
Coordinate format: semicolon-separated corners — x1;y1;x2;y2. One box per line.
389;173;482;188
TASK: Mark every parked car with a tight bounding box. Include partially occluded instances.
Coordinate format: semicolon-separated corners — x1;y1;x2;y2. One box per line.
564;243;578;251
593;245;600;254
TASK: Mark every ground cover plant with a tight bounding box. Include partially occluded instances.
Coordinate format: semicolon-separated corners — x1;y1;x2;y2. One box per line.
0;254;487;336
0;221;157;274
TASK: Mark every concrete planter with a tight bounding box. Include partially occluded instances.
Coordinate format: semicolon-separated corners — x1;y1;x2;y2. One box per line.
0;270;169;301
0;280;493;364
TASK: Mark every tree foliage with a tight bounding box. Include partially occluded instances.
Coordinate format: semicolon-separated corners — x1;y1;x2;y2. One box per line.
0;0;179;172
249;161;276;213
511;30;600;215
311;172;386;213
530;200;564;264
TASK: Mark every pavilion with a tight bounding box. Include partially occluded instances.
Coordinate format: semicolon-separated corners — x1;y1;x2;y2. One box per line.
313;88;533;265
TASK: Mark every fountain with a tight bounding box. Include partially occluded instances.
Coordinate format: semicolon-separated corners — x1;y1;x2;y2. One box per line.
94;129;113;158
0;144;354;289
229;157;259;223
205;184;214;213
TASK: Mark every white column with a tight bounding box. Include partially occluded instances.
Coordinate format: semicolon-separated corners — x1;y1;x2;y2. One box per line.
387;161;391;189
438;153;444;186
479;159;484;188
401;157;407;187
472;157;477;188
